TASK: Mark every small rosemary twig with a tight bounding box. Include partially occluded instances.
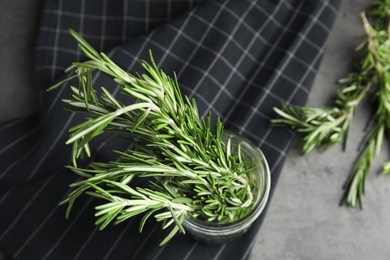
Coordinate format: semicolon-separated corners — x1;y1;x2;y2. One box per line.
272;1;390;208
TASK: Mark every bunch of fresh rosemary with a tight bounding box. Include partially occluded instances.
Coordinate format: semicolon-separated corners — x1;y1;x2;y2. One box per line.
50;30;258;245
272;0;390;208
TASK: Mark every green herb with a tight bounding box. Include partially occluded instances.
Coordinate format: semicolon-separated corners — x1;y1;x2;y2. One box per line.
272;1;390;208
50;29;258;245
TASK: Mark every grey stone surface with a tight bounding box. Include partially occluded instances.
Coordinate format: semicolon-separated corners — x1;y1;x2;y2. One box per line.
1;0;389;259
250;0;390;259
0;1;43;259
0;0;42;122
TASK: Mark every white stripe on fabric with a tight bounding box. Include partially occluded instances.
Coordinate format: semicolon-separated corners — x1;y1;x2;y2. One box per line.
120;35;232;102
223;1;304;126
241;238;254;260
37;134;120;258
216;6;318;76
165;23;273;89
28;113;75;181
21;132;119;258
101;218;136;260
252;1;326;50
41;197;94;260
145;36;266;122
12;171;74;258
1;12;124;233
77;0;86;58
72;227;99;260
0;185;15;205
220;2;322;68
39;28;126;41
283;0;335;32
0;87;76;241
51;0;63;81
147;37;236;114
100;0;107;51
145;32;288;127
0;117;24;132
213;243;227;260
247;1;330;145
157;11;192;67
182;241;198;260
0;6;75;209
0;126;39;156
176;0;230;79
0;172;58;241
35;64;68;71
268;132;294;173
286;10;332;104
0;0;97;244
151;244;167;260
129;222;160;260
0;143;38;201
202;0;276;117
190;13;263;59
44;9;167;23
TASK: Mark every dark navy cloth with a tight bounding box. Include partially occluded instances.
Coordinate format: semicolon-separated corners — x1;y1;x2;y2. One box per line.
0;0;340;259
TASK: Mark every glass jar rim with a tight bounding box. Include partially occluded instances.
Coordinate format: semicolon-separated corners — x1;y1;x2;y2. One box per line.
183;134;271;233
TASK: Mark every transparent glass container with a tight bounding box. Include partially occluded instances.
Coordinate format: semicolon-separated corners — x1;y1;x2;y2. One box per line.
182;131;271;244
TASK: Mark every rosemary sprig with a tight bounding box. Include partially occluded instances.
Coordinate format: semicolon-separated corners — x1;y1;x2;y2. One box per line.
272;1;390;208
272;75;370;154
51;29;258;245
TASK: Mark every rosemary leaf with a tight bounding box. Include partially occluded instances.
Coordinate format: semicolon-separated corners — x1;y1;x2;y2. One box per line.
272;1;390;208
51;29;260;245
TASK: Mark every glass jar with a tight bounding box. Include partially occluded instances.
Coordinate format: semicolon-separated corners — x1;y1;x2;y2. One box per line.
182;131;271;244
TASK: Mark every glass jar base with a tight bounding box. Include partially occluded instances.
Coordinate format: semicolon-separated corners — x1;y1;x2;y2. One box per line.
182;131;271;244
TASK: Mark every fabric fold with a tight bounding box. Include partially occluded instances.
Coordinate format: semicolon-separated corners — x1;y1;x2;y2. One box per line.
0;0;340;259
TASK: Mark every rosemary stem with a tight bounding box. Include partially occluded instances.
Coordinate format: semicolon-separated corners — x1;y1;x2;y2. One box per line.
272;1;390;208
51;29;259;244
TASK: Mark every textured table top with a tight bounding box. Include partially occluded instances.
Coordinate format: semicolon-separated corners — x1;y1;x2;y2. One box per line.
251;0;390;259
1;0;389;259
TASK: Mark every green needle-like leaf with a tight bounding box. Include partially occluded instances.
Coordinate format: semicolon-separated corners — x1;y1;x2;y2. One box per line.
272;2;390;208
50;28;260;245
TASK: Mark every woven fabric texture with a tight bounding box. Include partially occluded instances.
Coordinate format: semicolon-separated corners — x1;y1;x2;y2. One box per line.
0;0;340;259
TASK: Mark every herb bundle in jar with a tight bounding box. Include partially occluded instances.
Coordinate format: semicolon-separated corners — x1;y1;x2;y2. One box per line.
50;29;270;245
